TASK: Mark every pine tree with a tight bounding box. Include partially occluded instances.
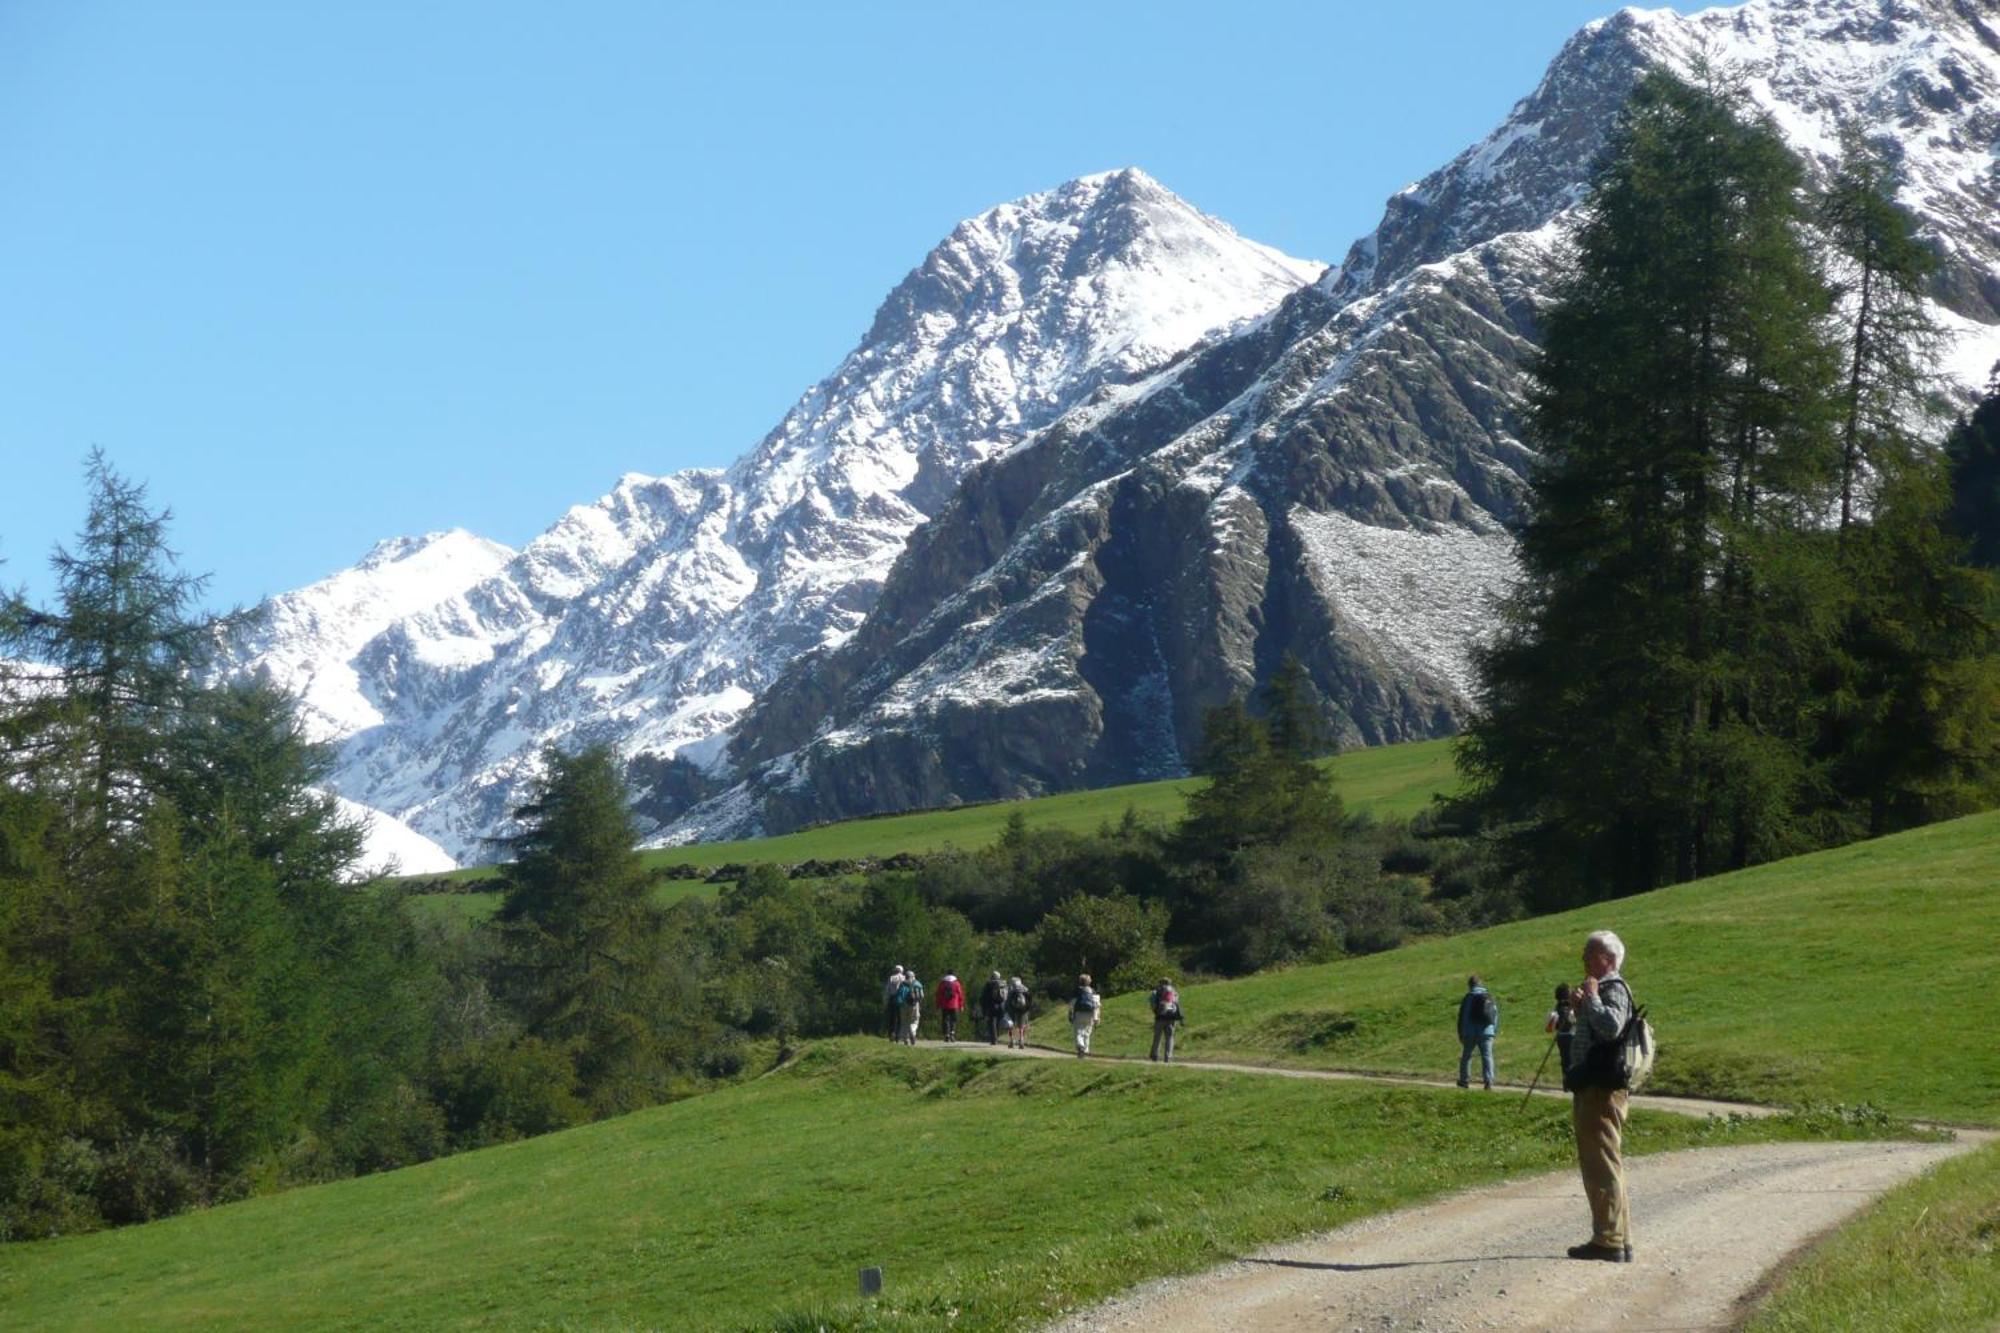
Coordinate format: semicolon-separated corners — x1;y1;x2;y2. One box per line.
490;746;671;1115
1812;146;1998;837
1464;69;1846;905
1;451;222;836
1819;125;1946;534
1947;375;2000;570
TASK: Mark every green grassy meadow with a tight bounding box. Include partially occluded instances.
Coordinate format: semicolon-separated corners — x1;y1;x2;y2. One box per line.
1091;809;2000;1124
408;737;1460;916
0;1042;1901;1332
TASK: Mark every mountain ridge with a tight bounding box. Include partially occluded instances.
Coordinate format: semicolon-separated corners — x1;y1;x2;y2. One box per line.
679;0;2000;841
222;168;1322;861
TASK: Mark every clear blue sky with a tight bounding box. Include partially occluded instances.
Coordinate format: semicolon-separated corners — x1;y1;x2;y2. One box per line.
1;0;1629;609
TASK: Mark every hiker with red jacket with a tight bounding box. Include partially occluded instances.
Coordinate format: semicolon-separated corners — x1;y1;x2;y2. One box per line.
936;972;966;1042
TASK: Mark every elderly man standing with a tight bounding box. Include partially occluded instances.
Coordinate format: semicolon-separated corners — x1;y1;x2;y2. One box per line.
1563;929;1634;1263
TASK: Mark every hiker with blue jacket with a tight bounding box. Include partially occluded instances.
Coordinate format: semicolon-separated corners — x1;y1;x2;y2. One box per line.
1456;974;1497;1090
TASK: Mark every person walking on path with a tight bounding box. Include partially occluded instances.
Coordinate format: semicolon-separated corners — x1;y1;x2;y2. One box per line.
882;967;905;1041
899;972;925;1045
1149;977;1184;1063
1070;974;1102;1057
1004;976;1032;1048
1456;974;1498;1089
980;971;1007;1044
936;972;965;1042
1546;982;1576;1069
1563;930;1635;1263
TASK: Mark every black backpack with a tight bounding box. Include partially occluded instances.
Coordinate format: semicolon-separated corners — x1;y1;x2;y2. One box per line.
1479;992;1498;1028
1005;983;1030;1016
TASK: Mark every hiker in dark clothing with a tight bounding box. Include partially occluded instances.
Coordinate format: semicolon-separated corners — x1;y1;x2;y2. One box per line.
980;971;1007;1044
1546;982;1576;1069
1149;977;1184;1063
882;966;905;1041
1456;974;1497;1089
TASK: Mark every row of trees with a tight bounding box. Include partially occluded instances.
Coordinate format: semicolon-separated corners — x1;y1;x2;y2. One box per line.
0;458;434;1235
0;466;1431;1239
1462;70;2000;908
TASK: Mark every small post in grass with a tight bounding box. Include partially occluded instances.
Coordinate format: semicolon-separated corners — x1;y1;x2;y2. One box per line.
859;1266;883;1298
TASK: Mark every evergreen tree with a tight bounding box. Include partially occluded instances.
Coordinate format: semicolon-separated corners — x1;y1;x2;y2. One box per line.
1464;70;1846;905
1;451;222;835
1179;666;1343;863
1947;374;2000;570
1812;144;1998;837
1819;125;1945;534
0;461;437;1233
490;746;672;1115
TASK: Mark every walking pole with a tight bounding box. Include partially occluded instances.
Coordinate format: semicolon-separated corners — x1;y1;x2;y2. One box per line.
1521;1036;1557;1109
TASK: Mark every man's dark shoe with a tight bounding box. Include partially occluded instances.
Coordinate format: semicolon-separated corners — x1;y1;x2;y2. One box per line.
1566;1242;1629;1263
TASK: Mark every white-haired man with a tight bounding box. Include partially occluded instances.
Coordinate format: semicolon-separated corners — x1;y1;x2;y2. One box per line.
1563;929;1633;1262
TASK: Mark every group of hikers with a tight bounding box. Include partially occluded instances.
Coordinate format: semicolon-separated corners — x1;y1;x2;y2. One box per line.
877;966;1186;1060
880;928;1639;1265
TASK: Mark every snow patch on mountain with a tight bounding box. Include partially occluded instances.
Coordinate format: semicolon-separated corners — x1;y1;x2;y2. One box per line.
1290;507;1518;702
330;794;459;879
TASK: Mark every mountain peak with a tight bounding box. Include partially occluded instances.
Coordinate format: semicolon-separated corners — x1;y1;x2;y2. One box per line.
864;168;1320;358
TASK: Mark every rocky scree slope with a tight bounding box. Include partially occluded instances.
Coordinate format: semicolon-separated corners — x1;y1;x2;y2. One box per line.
222;171;1319;862
685;0;2000;840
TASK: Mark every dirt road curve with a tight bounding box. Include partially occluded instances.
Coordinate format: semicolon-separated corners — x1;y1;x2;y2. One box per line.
1046;1138;1975;1333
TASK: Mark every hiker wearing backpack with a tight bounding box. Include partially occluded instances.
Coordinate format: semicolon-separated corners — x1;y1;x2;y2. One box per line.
980;971;1007;1044
898;973;925;1045
1004;976;1031;1048
1148;977;1184;1063
1546;982;1576;1069
882;967;905;1041
936;973;965;1042
1456;974;1498;1090
1069;974;1102;1057
1562;929;1635;1263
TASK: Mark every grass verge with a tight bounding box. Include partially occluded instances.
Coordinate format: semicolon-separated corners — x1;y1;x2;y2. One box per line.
1742;1137;2000;1332
0;1040;1910;1332
1092;809;2000;1124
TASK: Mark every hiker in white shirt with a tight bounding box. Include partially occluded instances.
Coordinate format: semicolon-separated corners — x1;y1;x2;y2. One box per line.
1070;974;1102;1057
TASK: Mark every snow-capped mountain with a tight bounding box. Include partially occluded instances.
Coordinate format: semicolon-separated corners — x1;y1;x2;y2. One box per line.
688;0;2000;839
222;170;1321;860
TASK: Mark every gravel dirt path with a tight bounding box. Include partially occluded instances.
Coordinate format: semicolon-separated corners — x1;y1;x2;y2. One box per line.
1046;1138;1982;1333
914;1039;1782;1120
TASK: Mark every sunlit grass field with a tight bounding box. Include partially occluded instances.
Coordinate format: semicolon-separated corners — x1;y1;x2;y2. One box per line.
0;1042;1893;1332
1088;809;2000;1124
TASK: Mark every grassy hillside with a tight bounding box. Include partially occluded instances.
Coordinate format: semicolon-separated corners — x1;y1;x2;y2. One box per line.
409;737;1460;914
1093;809;2000;1124
0;1043;1884;1332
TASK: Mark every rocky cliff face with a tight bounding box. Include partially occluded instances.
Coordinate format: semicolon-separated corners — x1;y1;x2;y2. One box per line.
683;0;2000;840
221;170;1319;861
